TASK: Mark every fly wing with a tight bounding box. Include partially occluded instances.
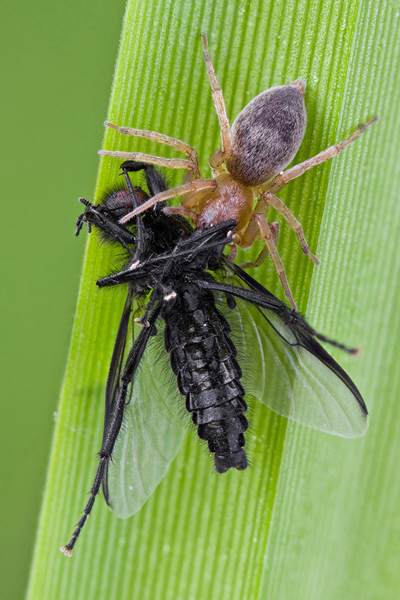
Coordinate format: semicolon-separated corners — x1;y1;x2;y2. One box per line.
104;287;134;428
103;319;186;519
212;265;368;438
235;300;368;437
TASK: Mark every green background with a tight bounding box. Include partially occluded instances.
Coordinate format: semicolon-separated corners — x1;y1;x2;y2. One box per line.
0;2;125;599
3;0;400;599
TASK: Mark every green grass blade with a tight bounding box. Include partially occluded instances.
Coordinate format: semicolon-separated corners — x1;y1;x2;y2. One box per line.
263;2;400;597
27;1;399;599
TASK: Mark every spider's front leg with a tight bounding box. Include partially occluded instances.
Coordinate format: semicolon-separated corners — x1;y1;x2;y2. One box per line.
119;179;217;224
163;206;199;225
99;121;202;181
201;33;233;170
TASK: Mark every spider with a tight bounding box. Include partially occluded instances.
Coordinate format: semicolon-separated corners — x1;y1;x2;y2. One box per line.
99;34;377;310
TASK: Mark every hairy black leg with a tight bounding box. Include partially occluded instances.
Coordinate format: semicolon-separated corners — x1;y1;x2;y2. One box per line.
75;198;92;236
203;278;353;350
120;164;146;258
75;198;137;252
202;281;358;361
120;160;168;197
225;261;360;354
133;290;158;329
60;304;161;557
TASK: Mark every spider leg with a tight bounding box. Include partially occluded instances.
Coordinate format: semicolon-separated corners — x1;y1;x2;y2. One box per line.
224;243;238;263
119;179;217;224
99;149;193;171
263;191;319;264
233;197;269;249
240;246;270;270
239;220;279;269
201;33;233;168
255;213;297;310
101;121;201;178
264;117;378;193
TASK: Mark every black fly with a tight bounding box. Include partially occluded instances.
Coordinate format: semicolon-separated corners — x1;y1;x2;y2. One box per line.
61;161;368;556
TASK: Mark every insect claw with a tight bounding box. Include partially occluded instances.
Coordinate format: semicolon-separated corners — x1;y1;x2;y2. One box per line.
351;346;362;357
306;250;319;264
59;545;73;558
134;318;150;328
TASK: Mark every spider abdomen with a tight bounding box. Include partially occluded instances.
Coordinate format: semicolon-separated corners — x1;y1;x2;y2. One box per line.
226;80;307;186
163;285;248;473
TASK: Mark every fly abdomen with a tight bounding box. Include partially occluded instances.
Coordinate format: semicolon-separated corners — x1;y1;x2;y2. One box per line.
163;285;248;473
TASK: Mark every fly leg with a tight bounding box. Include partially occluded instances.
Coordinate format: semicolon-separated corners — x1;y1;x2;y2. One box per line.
60;305;161;557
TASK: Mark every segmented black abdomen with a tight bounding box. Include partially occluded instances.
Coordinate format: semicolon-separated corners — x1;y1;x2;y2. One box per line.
163;284;248;473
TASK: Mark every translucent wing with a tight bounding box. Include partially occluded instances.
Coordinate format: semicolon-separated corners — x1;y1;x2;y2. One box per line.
209;269;368;438
103;302;186;519
236;300;368;437
103;287;134;428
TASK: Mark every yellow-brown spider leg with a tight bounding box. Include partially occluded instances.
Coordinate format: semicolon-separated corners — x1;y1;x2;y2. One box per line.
99;149;192;171
224;243;238;263
163;206;198;225
255;213;297;310
264;117;378;194
239;246;270;269
99;122;201;179
237;208;279;269
119;179;217;224
201;33;233;169
263;191;319;264
233;199;268;265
